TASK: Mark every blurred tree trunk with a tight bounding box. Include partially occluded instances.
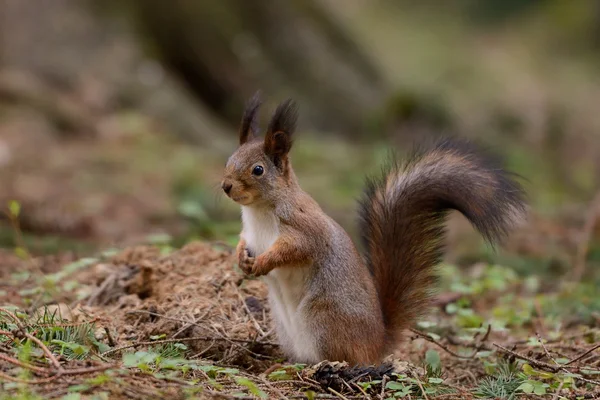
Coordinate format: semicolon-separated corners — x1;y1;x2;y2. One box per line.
120;0;386;135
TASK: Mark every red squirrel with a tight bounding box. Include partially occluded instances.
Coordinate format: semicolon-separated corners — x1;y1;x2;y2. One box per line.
221;94;527;365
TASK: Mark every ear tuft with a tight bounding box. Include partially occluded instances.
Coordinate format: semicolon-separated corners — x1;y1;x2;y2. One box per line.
239;91;262;145
267;99;298;137
264;99;298;166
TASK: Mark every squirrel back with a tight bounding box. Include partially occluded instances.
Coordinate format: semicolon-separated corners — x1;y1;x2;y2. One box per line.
358;138;527;346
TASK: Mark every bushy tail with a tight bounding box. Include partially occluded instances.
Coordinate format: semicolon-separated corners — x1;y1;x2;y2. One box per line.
358;138;526;343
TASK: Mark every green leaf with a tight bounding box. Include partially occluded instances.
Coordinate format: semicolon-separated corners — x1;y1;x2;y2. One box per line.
358;379;381;391
122;353;140;367
416;321;437;329
537;370;555;379
8;200;20;217
122;351;159;368
235;377;268;399
533;385;546;395
456;308;484;328
582;369;600;375
268;369;293;381
51;340;90;357
388;382;412;398
428;377;443;384
14;246;29;259
150;334;166;340
517;382;534;393
476;350;493;358
304;390;316;400
445;303;458;314
386;381;405;390
522;363;535;376
87;374;111;385
425;349;441;371
174;343;188;350
219;367;240;375
67;384;90;393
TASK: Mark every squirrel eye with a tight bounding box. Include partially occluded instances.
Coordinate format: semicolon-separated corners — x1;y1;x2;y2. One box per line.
252;165;264;176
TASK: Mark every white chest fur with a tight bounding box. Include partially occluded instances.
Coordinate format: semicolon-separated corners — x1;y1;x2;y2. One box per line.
241;206;279;255
240;206;318;362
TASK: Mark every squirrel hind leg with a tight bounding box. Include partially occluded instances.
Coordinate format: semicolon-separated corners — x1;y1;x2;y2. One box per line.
308;305;386;365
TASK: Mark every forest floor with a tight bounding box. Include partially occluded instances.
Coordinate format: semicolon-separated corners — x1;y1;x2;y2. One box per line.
1;113;600;400
1;238;600;400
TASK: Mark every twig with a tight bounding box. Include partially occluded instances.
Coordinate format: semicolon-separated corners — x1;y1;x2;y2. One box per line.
495;343;600;386
101;335;274;357
443;381;472;398
572;375;600;386
0;330;18;346
126;310;204;329
190;341;215;359
257;375;290;400
27;317;101;330
479;323;492;343
0;352;49;374
59;364;115;376
23;331;63;371
269;379;323;392
233;283;266;337
536;332;559;366
171;320;195;339
552;380;565;400
0;363;113;384
350;380;369;398
104;327;116;347
380;374;387;400
408;369;428;400
494;343;560;372
409;328;477;359
0;307;23;328
86;272;117;306
1;315;65;372
101;336;213;356
0;370;59;384
327;387;350;400
566;343;600;366
209;325;277;361
573;190;600;281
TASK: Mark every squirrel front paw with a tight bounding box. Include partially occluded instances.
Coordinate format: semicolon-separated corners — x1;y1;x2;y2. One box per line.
239;248;255;275
239;249;270;277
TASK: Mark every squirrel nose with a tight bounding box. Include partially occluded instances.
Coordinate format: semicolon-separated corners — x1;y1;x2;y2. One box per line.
222;182;233;195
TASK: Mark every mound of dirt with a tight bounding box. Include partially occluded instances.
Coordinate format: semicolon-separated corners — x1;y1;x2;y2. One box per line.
77;241;278;370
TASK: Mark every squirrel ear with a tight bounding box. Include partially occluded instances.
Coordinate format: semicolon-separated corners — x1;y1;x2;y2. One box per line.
239;91;262;145
264;99;298;166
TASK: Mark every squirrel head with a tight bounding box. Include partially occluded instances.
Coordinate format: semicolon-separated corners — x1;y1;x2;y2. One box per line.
222;93;299;206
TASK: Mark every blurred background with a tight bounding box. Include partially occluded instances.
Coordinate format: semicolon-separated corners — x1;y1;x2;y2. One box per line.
1;0;599;281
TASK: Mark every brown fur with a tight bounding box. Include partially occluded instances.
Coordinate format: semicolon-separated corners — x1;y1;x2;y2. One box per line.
359;138;527;347
222;97;527;365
